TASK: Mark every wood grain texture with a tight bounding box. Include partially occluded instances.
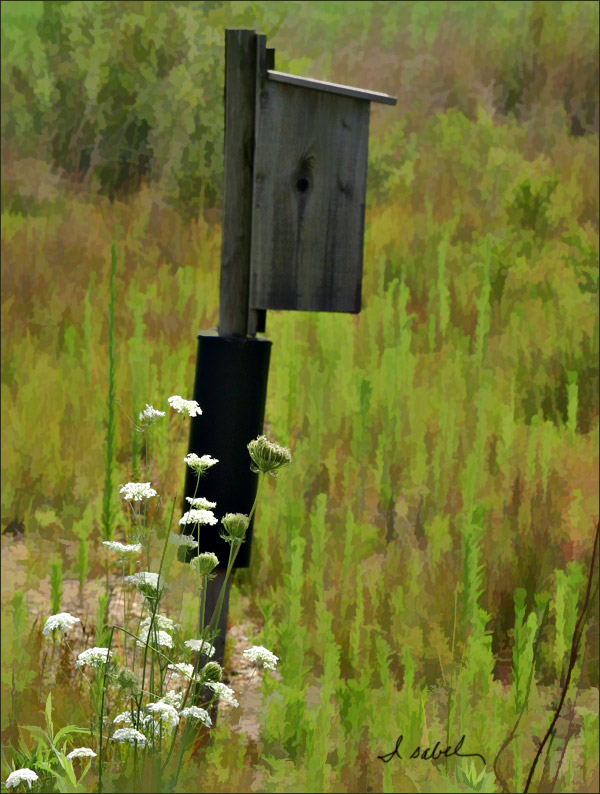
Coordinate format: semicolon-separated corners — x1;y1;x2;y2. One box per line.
219;29;257;336
246;33;268;338
249;80;370;313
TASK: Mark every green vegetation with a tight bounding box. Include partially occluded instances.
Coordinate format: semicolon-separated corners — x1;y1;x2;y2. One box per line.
1;1;598;792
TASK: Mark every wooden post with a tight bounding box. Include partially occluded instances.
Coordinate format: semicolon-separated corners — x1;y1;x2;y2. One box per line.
201;28;262;723
219;28;258;337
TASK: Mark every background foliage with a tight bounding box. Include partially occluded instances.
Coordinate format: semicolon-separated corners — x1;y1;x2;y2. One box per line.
1;1;598;792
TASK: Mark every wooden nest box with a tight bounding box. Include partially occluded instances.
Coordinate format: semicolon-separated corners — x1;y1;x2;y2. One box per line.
245;34;397;316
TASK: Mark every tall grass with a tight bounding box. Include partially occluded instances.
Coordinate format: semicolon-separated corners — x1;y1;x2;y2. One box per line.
101;243;119;545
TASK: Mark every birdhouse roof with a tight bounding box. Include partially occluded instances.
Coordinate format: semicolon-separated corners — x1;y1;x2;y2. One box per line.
266;70;397;105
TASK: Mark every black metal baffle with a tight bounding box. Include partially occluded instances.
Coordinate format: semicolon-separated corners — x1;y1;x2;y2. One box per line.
182;329;272;568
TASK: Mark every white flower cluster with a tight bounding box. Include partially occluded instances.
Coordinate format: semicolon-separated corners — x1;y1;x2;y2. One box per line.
206;681;239;708
5;768;39;789
76;647;113;669
140;614;178;633
242;645;279;671
184;639;216;657
111;692;195;747
160;690;183;709
168;532;199;549
180;706;212;727
112;728;147;747
179;509;218;527
43;612;81;636
136;628;173;649
168;395;202;417
125;572;165;599
146;701;179;731
185;496;217;509
113;711;134;726
184;453;218;475
113;712;161;744
139;404;165;424
119;482;158;501
168;662;196;680
66;747;97;760
102;540;143;557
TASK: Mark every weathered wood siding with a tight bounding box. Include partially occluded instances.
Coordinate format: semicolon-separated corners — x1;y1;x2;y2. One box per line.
249;81;370;313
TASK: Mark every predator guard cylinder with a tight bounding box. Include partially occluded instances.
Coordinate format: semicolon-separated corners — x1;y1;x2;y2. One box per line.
181;330;272;569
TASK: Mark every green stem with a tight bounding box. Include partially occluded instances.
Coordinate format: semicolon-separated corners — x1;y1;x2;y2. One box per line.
238;666;258;699
199;577;207;643
173;720;192;787
105;549;111;633
131;600;149;670
133;741;138;794
146;416;186;539
112;626;185;668
122;562;127;663
98;625;115;794
205;473;265;638
64;638;96;700
135;498;177;725
136;598;159;729
204;539;239;642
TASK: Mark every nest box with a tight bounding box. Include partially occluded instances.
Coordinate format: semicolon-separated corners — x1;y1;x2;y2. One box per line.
248;36;396;315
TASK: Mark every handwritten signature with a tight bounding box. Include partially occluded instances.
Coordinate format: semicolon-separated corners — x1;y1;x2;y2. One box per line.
377;734;486;766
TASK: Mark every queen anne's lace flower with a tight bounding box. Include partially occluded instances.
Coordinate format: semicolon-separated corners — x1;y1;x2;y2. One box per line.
168;532;199;549
136;628;173;649
66;747;97;760
185;496;217;509
113;712;134;726
137;714;161;737
247;435;291;477
160;690;184;709
112;728;147;746
205;681;239;707
242;645;279;671
180;706;212;727
184;639;216;657
179;509;218;527
102;541;143;557
76;647;113;669
139;404;165;424
119;482;158;501
5;768;39;789
220;513;249;543
168;662;196;680
116;668;140;694
168;395;202;417
190;552;219;575
125;572;165;600
184;453;218;475
200;661;223;683
146;701;179;731
140;614;178;633
43;612;81;635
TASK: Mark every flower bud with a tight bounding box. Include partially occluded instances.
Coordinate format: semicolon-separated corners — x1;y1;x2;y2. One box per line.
247;436;291;477
220;513;249;544
190;552;220;576
200;661;223;684
116;667;140;695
